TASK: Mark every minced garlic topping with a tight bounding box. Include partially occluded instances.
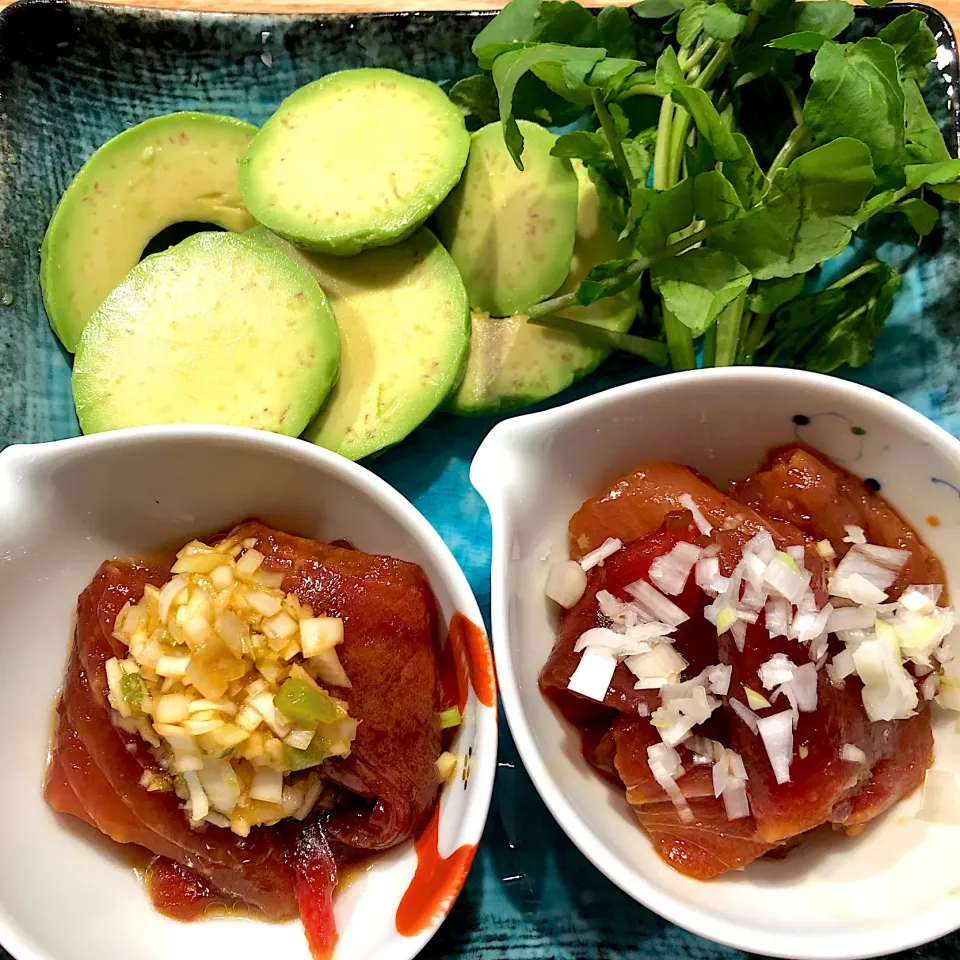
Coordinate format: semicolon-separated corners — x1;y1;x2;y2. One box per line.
106;533;357;836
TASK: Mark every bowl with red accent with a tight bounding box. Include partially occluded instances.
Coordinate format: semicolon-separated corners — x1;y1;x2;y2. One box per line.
0;425;497;960
471;367;960;960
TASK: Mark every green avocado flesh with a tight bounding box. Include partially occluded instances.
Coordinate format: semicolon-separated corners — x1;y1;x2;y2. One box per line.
41;112;258;353
239;69;470;257
249;226;469;460
448;162;638;416
433;120;579;317
72;233;340;435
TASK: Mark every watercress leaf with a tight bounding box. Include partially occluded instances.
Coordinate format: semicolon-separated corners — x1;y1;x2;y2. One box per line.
766;31;829;52
861;0;893;8
632;0;687;18
492;44;607;165
670;85;741;161
611;68;660;102
766;262;898;370
449;75;501;130
856;188;898;225
588;58;647;96
751;0;784;12
932;183;960;201
694;170;744;223
649;249;753;336
703;2;747;40
716;138;875;279
598;6;639;58
878;10;938;83
655;46;685;93
552;130;623;185
748;275;806;314
537;0;601;46
473;0;544;68
801;270;900;371
905;158;960;189
623;136;654;184
903;78;952;165
575;258;638;305
792;0;854;39
893;197;939;236
473;0;601;67
628;178;696;254
533;47;609;105
722;133;765;208
803;38;905;183
677;1;707;48
685;136;716;178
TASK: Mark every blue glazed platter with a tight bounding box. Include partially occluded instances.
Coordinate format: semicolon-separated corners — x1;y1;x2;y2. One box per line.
2;1;960;957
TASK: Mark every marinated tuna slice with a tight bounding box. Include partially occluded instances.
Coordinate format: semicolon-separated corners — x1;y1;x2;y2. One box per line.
48;560;299;918
633;798;777;880
733;446;945;593
540;513;716;716
829;708;933;831
613;714;717;805
227;521;441;851
146;858;220;921
719;620;931;844
568;462;803;560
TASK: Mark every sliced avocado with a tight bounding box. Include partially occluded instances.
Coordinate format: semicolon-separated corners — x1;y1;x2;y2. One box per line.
448;162;638;416
239;69;470;257
250;226;469;461
433;120;578;317
72;233;339;436
41;112;258;353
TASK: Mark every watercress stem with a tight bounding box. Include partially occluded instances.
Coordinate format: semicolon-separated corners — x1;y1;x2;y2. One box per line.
679;36;716;75
663;305;697;370
781;81;803;127
738;310;769;365
524;227;712;321
766;123;811;183
703;325;717;366
713;292;746;366
828;260;883;290
653;94;675;190
620;84;663;100
592;89;636;194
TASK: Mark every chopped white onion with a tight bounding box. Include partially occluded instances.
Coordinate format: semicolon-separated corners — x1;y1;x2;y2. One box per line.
158;575;189;623
742;529;777;565
574;626;630;654
842;525;867;544
249;767;283;805
729;697;760;734
764;598;791;639
624;579;690;627
183;770;210;822
840;743;867;763
679;494;712;535
830;543;909;596
567;646;617;702
916;770;960;825
652;684;719;746
816;539;836;561
649;542;702;596
763;552;811;603
900;584;942;616
757;710;795;784
791;602;833;644
826;648;856;686
695;555;729;597
197;758;241;816
758;653;797;690
545;560;588;609
707;663;732;696
786;545;805;566
580;538;623;572
647;743;694;823
627;644;688;689
853;630;919;722
730;619;747;652
827;605;876;632
922;672;940;701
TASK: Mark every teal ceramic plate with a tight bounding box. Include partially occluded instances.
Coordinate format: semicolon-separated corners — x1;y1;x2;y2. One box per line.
1;2;959;957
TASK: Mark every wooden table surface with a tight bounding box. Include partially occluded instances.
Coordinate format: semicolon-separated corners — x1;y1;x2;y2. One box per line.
3;0;958;31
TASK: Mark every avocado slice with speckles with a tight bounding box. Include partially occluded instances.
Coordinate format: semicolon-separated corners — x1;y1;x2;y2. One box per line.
41;112;258;352
447;162;638;416
239;69;470;257
72;232;339;435
434;120;579;317
249;225;469;461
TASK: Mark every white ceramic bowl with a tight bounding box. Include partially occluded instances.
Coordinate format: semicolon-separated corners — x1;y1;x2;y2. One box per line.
0;426;496;960
471;368;960;960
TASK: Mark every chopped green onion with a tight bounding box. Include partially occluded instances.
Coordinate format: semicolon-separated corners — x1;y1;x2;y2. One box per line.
274;677;344;727
286;738;331;773
120;672;147;710
439;706;463;730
